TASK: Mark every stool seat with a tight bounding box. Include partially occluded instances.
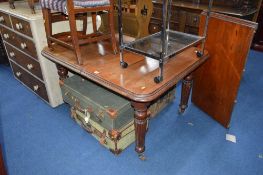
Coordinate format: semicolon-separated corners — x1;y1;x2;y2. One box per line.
40;0;110;14
40;0;117;65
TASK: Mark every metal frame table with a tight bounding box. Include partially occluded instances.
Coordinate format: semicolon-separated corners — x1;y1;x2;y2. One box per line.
117;0;213;83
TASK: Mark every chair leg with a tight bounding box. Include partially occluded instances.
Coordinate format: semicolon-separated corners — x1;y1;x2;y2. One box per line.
67;5;83;65
42;8;53;49
91;12;97;33
69;19;83;64
82;13;88;35
108;7;117;54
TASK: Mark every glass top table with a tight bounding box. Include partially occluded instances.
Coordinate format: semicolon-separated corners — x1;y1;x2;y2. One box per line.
123;30;205;60
117;0;213;83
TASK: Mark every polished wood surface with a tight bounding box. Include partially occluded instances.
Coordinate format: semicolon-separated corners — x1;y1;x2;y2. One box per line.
192;12;257;128
42;42;208;102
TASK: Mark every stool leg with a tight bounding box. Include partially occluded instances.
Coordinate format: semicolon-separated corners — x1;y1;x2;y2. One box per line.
91;12;97;33
69;22;83;64
108;4;117;54
68;10;83;65
82;13;88;35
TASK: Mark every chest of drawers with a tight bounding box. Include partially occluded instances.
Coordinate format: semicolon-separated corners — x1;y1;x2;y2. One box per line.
0;36;8;64
0;2;63;107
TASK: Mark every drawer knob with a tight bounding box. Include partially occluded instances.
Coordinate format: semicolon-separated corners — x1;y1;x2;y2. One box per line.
27;64;34;70
9;52;15;58
16;72;22;77
20;43;27;49
3;33;9;39
193;17;198;23
0;16;4;22
15;23;23;30
33;85;39;91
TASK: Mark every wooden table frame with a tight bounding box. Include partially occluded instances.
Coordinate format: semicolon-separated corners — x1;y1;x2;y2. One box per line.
42;42;209;157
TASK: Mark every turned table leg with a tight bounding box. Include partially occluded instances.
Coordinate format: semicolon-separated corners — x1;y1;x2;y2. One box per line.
179;74;193;114
56;64;69;85
131;101;150;159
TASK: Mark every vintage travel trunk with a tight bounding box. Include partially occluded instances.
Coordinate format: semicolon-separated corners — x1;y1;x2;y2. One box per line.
71;107;135;154
61;75;175;154
61;75;134;131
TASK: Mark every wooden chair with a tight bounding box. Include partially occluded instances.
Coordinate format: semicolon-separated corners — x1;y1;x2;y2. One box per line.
40;0;117;65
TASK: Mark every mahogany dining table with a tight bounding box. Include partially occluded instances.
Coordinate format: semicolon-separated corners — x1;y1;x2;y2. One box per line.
42;41;209;158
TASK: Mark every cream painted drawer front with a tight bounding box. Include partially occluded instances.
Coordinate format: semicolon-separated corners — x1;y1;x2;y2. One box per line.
0;2;64;107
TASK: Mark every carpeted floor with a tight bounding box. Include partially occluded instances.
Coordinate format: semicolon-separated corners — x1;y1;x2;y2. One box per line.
0;50;262;175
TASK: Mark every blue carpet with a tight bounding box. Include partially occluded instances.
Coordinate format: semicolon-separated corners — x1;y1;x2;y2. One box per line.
0;50;263;175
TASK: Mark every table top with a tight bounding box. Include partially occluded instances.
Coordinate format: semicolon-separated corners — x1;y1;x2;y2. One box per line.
42;41;208;102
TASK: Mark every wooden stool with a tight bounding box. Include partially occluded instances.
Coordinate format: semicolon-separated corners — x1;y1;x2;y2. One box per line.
40;0;117;65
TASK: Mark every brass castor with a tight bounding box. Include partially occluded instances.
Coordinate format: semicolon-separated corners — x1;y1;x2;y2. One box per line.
178;107;185;115
138;153;146;161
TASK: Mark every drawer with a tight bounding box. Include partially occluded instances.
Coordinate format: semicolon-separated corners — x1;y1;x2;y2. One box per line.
0;11;12;28
0;26;37;58
5;43;43;80
10;15;32;37
149;21;161;34
10;61;49;102
186;13;200;27
0;26;14;43
184;26;198;35
152;7;162;19
152;6;179;21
